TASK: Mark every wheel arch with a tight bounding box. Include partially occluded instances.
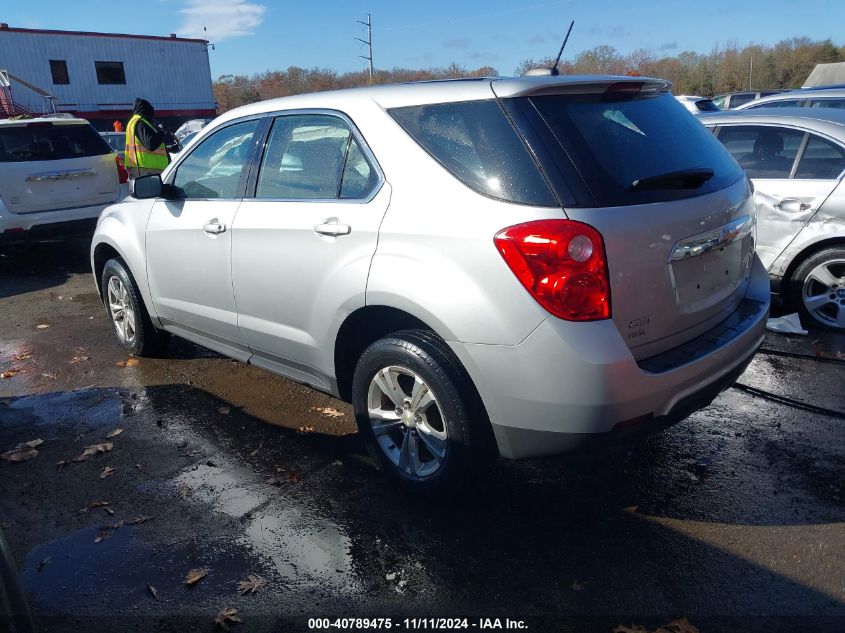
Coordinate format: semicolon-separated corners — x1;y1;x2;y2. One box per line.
333;305;433;402
781;236;845;299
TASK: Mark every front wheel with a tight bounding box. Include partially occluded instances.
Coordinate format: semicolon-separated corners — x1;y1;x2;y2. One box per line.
787;248;845;331
101;258;170;356
351;330;494;494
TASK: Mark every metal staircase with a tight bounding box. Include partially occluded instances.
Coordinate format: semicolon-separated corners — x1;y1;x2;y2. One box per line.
0;69;57;118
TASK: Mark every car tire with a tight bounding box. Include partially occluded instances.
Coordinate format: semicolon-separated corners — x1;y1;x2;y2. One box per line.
787;247;845;331
351;329;495;494
101;258;170;356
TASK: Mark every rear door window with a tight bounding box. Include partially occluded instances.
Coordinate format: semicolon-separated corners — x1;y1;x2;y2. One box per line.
255;114;378;200
794;134;845;179
389;100;556;206
717;125;804;179
748;99;802;109
526;90;744;206
0;122;111;162
729;93;756;108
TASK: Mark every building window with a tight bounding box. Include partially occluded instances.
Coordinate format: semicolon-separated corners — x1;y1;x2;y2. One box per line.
95;61;126;85
49;60;69;85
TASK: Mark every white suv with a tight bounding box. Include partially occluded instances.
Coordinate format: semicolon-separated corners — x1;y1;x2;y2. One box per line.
91;76;769;492
0;117;128;245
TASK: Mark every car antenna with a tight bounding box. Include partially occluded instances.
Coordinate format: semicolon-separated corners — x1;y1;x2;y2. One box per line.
523;20;574;76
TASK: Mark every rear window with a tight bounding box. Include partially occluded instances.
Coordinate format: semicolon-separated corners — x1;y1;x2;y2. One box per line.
527;91;744;207
389;100;557;206
0;123;112;163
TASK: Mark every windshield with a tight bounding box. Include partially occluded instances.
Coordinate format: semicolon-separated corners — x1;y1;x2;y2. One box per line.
526;91;744;206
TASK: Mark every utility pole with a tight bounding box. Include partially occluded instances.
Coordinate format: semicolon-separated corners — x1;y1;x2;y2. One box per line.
748;55;753;91
356;13;373;83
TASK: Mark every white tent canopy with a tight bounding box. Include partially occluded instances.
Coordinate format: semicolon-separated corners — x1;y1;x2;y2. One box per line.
803;62;845;88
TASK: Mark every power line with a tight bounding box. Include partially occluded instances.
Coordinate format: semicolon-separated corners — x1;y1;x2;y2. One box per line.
355;13;374;83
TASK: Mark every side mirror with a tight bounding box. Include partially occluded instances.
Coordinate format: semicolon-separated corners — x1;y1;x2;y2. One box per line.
130;174;163;199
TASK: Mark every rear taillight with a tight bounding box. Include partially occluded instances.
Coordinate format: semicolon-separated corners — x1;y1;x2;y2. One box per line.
494;220;611;321
115;155;129;184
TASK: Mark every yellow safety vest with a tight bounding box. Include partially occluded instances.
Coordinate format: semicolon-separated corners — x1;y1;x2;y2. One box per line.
125;114;169;170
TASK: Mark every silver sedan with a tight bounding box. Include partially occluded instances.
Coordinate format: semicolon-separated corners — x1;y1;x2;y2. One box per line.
702;108;845;329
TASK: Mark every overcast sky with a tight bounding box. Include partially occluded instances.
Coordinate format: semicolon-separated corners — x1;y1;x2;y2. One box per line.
5;0;844;77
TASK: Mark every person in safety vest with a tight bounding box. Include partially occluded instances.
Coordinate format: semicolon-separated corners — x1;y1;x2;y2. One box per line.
125;98;177;178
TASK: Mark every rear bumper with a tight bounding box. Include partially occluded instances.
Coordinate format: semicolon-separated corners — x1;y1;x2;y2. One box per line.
449;254;770;459
0;190;126;244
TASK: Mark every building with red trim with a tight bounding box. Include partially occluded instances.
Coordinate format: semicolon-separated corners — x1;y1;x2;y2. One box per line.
0;24;216;129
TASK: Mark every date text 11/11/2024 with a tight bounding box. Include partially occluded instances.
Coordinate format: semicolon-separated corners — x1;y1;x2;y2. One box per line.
307;618;529;630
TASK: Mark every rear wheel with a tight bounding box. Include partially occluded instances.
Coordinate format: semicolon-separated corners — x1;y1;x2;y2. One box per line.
101;258;170;356
351;330;493;494
788;247;845;331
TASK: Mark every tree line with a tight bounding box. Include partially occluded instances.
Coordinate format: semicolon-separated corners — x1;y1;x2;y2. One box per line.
214;37;844;112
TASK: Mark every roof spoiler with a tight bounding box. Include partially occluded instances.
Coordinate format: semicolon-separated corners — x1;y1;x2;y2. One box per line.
491;75;671;99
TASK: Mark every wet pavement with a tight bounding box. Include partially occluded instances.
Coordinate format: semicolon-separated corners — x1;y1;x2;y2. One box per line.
0;240;844;633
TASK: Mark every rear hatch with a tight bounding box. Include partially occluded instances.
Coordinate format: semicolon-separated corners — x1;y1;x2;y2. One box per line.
0;120;120;214
495;79;754;359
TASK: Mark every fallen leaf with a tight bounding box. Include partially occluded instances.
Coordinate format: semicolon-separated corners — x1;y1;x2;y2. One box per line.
237;574;266;595
115;358;139;368
37;557;51;572
215;607;241;629
288;471;301;483
249;449;259;457
0;369;20;379
94;529;111;543
80;501;110;514
184;568;208;586
1;439;44;463
148;585;160;600
311;406;345;418
613;620;700;633
297;425;315;434
106;428;123;439
12;353;32;362
218;406;230;415
72;442;113;463
100;466;114;479
571;579;584;592
656;619;700;633
125;515;153;526
69;355;90;364
36;324;50;329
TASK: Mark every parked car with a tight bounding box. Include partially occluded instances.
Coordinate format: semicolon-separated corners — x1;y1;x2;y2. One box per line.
166;130;199;163
0;117;128;245
99;131;126;158
701;108;845;330
712;90;789;110
734;87;845;111
174;118;213;141
675;95;720;114
91;76;769;491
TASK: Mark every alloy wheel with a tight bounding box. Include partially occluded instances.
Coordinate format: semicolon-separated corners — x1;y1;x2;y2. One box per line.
107;276;137;344
366;365;448;479
802;258;845;329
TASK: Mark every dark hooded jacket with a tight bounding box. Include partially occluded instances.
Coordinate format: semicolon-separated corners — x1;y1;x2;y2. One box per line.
132;98;166;152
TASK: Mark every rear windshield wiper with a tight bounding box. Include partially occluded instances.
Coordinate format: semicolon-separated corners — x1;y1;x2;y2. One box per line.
629;168;714;192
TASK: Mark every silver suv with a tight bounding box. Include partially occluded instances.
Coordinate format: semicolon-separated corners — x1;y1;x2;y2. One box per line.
91;76;769;492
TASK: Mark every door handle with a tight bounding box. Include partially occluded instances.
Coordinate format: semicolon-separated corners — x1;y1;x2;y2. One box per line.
774;198;812;213
203;220;226;235
314;219;351;237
